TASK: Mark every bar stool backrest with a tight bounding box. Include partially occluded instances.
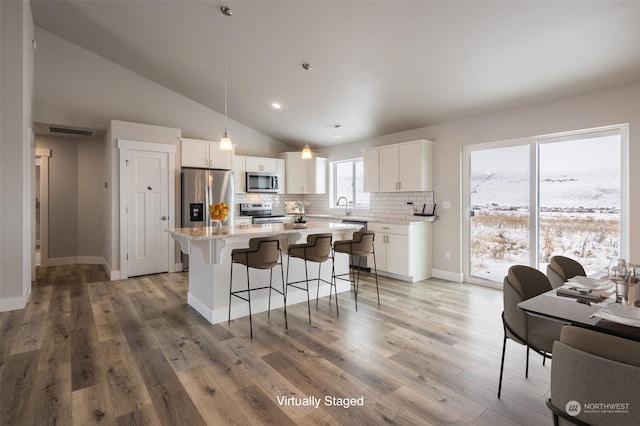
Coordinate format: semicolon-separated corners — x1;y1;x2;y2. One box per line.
238;237;281;269
303;233;333;262
350;231;375;256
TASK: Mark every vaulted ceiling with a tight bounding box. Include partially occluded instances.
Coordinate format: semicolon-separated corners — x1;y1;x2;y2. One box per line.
31;1;640;148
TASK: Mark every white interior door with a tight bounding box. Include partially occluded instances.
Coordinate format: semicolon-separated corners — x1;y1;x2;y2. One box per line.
126;149;169;277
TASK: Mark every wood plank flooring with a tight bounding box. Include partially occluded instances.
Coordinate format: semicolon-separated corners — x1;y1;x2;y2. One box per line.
0;265;553;425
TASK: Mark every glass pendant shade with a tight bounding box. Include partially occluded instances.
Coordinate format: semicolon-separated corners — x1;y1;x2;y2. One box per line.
219;129;232;151
301;144;313;159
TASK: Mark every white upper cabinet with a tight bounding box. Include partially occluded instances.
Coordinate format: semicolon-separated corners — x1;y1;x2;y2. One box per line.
245;156;278;173
279;152;327;194
232;155;285;194
364;139;433;192
181;138;234;170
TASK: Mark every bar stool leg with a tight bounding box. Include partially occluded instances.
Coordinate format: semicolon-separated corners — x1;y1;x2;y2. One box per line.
372;246;380;306
280;250;288;330
315;262;322;306
228;260;234;325
303;256;311;324
246;261;253;339
267;267;273;316
331;251;339;317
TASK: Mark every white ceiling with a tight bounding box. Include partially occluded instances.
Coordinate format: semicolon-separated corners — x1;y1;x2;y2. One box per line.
31;1;640;148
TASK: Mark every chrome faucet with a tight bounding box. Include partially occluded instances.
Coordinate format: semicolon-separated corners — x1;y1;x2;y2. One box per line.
336;196;351;216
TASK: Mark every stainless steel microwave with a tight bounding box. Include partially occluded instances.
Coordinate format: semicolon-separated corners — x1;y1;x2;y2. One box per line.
246;171;280;193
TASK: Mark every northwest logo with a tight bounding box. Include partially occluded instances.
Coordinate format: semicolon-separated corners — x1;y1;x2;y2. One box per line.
566;400;581;416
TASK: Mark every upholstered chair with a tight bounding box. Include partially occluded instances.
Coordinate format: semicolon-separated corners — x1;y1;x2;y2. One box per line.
547;325;640;425
498;265;564;398
547;255;586;289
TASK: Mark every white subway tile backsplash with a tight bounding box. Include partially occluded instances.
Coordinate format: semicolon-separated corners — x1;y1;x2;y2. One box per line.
234;190;436;222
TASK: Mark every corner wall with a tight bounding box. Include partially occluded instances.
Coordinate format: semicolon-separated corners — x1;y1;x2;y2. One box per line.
1;0;34;311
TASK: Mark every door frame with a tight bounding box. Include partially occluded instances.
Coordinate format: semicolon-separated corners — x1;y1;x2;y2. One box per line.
462;137;535;288
117;139;176;279
35;147;51;269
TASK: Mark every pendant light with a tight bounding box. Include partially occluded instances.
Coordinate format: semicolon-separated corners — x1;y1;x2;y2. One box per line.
301;144;313;159
219;6;233;151
301;63;313;159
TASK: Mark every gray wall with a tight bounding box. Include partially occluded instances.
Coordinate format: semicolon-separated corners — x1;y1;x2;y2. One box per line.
0;0;34;310
33;26;294;157
36;135;104;261
320;82;640;277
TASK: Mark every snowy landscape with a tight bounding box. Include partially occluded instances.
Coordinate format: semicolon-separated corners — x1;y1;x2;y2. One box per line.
470;168;621;282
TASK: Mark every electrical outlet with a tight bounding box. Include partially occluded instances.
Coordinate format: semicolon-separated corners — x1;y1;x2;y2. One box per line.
445;250;450;259
442;201;451;209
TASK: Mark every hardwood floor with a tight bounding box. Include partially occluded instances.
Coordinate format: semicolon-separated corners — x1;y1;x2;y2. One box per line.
1;265;553;425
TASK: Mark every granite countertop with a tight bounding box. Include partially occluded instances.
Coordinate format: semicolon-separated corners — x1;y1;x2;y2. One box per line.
168;221;361;240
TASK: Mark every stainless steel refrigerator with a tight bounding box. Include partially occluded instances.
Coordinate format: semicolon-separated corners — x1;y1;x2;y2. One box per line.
181;168;235;270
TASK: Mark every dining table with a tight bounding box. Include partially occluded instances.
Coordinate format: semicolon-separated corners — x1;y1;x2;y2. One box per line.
518;279;640;342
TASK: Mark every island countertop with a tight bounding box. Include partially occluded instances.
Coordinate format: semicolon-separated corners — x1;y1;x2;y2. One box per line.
168;221;361;240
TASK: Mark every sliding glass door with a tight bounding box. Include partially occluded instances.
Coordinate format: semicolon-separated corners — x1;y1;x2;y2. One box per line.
464;126;627;285
538;131;622;274
467;144;532;282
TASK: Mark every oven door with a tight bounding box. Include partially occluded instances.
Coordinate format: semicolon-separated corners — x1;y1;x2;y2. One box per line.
246;172;279;193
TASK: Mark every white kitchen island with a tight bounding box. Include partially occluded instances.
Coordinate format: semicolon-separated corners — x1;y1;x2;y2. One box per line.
168;222;361;324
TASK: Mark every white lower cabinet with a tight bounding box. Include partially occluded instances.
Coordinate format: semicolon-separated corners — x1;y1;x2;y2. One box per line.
368;222;431;282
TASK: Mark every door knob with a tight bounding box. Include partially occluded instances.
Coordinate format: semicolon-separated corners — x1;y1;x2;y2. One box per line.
161;216;168;220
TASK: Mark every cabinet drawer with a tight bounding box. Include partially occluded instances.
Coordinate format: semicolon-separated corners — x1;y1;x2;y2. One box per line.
368;223;409;235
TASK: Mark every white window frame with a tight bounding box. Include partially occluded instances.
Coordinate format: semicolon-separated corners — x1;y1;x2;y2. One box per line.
330;158;369;210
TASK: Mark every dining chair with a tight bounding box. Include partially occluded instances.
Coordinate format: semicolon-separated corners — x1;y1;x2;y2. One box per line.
547;255;586;289
547;325;640;425
498;265;564;398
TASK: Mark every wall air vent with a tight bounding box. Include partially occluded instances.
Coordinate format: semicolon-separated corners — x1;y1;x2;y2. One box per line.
48;126;95;137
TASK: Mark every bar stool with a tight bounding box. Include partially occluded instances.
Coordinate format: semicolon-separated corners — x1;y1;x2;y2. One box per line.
286;233;337;323
333;230;379;311
228;237;287;338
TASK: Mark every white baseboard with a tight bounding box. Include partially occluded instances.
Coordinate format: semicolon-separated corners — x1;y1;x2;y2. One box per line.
0;293;29;312
431;268;464;283
48;256;105;266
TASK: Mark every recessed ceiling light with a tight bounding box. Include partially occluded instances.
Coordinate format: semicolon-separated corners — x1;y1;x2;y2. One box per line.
271;102;282;109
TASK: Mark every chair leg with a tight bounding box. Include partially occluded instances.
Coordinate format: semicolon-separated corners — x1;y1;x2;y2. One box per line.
246;263;253;339
267;267;273;317
280;254;288;330
304;259;311;324
372;247;380;306
332;254;339;317
498;332;507;399
228;260;234;325
354;255;363;311
285;255;291;298
525;346;530;378
316;262;321;306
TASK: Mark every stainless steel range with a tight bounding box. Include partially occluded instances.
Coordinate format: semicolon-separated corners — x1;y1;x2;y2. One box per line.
239;202;287;224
